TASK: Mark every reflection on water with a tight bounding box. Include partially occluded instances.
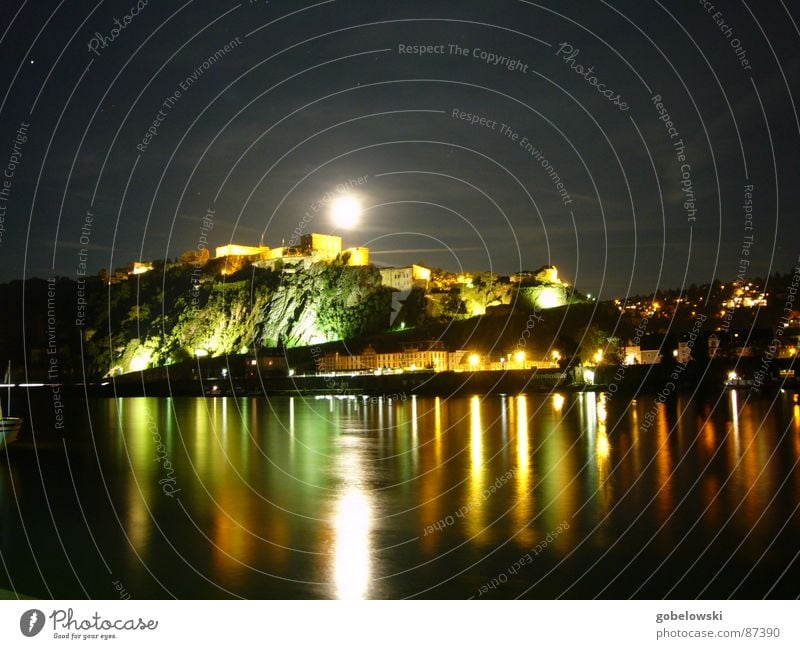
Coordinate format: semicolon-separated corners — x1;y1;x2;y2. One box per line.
1;391;799;598
333;488;371;599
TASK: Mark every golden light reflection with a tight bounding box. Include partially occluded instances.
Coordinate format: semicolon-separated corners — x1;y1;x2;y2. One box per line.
552;393;565;412
595;395;611;509
411;396;419;472
434;397;443;465
466;396;485;537
516;395;530;484
597;394;608;424
702;417;716;454
793;402;800;471
515;395;534;545
654;403;673;519
470;395;483;473
333;488;372;599
122;398;156;554
597;429;610;461
194;397;210;477
738;404;762;518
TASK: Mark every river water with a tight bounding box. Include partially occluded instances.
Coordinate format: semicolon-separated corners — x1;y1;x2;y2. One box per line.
1;391;798;598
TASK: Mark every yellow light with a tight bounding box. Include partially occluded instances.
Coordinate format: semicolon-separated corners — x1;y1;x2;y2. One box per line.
536;287;565;309
514;351;526;364
129;349;152;372
593;349;603;364
130;262;152;275
728;371;738;381
597;431;610;459
597;397;608;424
331;195;361;229
552;350;561;362
468;354;480;369
469;304;486;317
553;393;565;411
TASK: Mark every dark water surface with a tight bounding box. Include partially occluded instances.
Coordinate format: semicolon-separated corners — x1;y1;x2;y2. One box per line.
1;391;798;598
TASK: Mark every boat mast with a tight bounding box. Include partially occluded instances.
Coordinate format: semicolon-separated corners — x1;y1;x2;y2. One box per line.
4;361;9;418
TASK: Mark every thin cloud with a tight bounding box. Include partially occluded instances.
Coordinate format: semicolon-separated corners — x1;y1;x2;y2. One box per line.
370;246;483;255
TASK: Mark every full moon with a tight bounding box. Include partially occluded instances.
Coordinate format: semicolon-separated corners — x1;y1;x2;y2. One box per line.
330;195;361;229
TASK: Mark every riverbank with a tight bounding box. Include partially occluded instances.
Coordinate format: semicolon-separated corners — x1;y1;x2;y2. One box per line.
5;356;797;401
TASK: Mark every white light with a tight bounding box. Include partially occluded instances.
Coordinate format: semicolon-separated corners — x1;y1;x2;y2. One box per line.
331;195;361;229
333;489;371;599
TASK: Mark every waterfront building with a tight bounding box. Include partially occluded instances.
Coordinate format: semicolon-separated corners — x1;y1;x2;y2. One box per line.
318;341;449;373
622;345;663;365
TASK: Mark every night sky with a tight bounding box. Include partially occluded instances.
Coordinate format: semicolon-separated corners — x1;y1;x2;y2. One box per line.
0;0;798;297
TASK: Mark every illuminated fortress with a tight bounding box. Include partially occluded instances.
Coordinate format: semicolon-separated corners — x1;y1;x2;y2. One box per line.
215;233;369;270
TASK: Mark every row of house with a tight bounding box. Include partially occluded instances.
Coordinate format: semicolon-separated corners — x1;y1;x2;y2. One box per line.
620;330;800;366
318;342;449;373
315;341;560;374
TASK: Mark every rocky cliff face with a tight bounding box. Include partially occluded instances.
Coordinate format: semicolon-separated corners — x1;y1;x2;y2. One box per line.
258;262;391;347
89;260;392;375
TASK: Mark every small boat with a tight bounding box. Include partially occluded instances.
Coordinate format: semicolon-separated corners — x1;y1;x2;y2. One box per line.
0;362;22;450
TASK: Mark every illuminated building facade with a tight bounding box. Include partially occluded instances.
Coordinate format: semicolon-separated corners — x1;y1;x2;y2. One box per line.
622;345;663;365
214;244;271;259
318;341;448;373
510;265;560;285
316;342;559;374
250;233;370;270
379;265;431;291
